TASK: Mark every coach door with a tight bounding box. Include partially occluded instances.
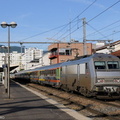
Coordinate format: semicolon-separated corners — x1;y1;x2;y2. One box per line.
79;63;86;85
79;63;91;89
61;66;67;85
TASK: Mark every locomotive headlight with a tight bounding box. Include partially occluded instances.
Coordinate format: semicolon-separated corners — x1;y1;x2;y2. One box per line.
97;78;105;83
114;79;120;83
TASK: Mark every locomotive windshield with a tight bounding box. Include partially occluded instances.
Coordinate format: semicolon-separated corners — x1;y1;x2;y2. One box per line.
94;61;119;69
94;61;106;69
107;61;119;69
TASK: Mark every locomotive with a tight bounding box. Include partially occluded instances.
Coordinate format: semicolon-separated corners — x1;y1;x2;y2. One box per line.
15;53;120;99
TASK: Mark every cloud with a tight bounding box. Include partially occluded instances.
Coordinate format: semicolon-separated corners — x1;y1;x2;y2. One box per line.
66;0;95;5
67;0;105;8
18;13;32;20
66;0;120;14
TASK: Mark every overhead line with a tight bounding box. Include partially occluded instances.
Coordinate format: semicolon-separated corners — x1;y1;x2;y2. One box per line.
60;27;80;41
69;0;97;24
98;31;120;40
18;23;69;42
55;0;97;40
16;0;120;43
0;41;77;44
18;0;97;42
86;19;120;38
87;0;120;23
61;0;120;41
87;23;110;39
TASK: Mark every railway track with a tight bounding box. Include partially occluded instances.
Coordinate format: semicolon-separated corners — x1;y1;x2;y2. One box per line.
26;83;120;120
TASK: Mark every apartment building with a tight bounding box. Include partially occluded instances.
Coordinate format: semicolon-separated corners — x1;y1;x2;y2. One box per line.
24;47;43;70
48;42;92;64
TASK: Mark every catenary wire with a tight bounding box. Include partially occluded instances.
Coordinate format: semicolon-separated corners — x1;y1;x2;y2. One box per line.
51;0;97;39
85;19;120;38
18;0;97;42
18;23;69;42
59;0;120;41
87;23;111;39
87;0;120;23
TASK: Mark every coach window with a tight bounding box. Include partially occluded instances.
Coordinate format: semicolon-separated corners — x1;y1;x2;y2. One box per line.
94;61;106;69
107;61;119;69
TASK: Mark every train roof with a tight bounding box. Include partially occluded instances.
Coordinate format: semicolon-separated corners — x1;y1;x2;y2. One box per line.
92;53;119;59
34;62;62;71
60;53;120;66
15;69;31;75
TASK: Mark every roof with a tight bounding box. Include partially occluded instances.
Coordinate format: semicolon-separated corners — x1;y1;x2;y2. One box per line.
111;50;120;56
95;40;120;51
0;65;19;72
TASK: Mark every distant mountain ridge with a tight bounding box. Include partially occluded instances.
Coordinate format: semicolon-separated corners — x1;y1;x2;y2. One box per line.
0;45;25;53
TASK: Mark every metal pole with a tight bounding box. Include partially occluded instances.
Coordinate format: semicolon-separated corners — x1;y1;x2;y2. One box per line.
82;18;87;55
57;43;59;63
4;53;7;93
1;21;17;99
8;26;10;99
20;43;23;70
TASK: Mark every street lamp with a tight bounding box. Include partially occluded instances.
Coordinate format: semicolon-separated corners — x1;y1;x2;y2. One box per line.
1;22;17;98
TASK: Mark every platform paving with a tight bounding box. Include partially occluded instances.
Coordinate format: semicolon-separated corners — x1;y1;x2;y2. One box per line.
0;81;91;120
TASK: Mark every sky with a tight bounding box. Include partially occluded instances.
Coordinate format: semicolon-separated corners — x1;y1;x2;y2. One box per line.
0;0;120;50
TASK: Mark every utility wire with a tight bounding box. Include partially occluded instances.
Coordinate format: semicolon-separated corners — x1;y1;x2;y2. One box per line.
87;0;120;23
18;23;69;42
18;0;120;42
86;19;120;38
87;23;111;39
60;26;81;41
54;0;97;40
70;0;97;24
51;20;78;39
19;0;97;42
60;0;120;41
57;19;82;40
98;31;120;40
51;0;97;39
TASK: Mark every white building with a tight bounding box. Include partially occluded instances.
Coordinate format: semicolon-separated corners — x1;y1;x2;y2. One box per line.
0;46;55;72
95;40;120;56
24;47;43;70
10;51;21;66
0;51;21;74
39;51;50;66
0;51;20;67
0;53;6;68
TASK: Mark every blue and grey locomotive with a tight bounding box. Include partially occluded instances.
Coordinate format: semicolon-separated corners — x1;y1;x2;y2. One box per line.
60;53;120;98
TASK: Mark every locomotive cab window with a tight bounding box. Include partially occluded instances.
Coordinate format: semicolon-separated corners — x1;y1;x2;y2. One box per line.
94;61;106;69
107;61;119;69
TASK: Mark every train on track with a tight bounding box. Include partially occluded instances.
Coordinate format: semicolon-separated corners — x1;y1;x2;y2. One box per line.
15;53;120;99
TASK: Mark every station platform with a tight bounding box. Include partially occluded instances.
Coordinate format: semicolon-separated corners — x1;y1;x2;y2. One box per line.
0;81;91;120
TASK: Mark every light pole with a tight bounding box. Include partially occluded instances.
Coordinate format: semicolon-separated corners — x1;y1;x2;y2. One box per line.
1;46;7;92
1;22;17;98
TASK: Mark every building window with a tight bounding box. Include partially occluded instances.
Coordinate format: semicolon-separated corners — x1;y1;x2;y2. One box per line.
59;48;72;55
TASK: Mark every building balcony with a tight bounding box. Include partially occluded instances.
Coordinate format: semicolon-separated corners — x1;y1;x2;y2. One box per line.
49;54;58;59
